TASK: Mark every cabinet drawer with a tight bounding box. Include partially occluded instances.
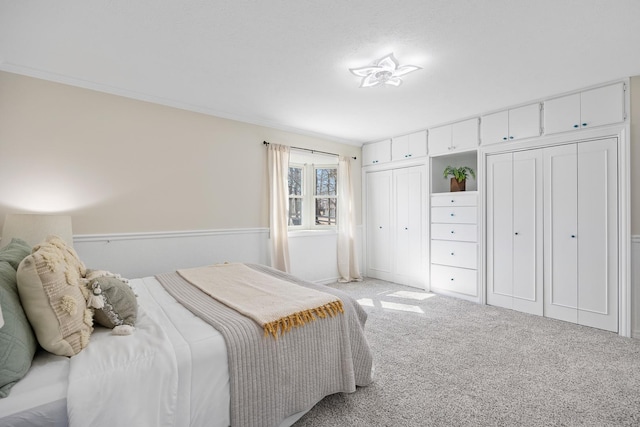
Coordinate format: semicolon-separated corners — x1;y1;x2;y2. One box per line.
431;206;477;224
431;240;477;269
431;223;477;242
430;264;477;296
431;193;477;207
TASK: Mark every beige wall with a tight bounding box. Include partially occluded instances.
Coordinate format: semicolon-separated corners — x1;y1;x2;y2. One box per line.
631;76;640;235
0;71;361;235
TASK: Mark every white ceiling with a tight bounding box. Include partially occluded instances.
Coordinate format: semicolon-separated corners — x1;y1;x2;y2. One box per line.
2;1;640;145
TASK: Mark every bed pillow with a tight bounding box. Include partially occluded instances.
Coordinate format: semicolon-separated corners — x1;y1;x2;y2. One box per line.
85;270;137;335
16;236;92;357
0;260;37;397
0;238;31;270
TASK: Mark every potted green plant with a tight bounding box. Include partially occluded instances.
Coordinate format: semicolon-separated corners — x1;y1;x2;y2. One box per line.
443;165;476;192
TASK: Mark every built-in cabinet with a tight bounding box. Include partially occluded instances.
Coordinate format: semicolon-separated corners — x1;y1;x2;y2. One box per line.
544;82;625;135
430;192;478;300
481;103;541;145
428;118;479;156
362;139;391;165
365;165;426;288
361;79;630;335
485;137;619;332
391;131;427;161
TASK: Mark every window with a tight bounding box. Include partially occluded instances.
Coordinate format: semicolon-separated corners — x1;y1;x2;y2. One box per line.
314;167;337;226
288;161;337;229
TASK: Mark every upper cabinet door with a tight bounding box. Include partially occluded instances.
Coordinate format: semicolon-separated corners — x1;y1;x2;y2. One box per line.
580;82;625;129
407;130;427;158
481;110;509;145
508;103;540;140
391;135;410;161
391;131;427;161
544;82;625;135
451;118;479;152
544;93;581;135
362;139;391;165
428;125;452;156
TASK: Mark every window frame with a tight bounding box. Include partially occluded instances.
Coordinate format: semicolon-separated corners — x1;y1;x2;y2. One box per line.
287;161;338;231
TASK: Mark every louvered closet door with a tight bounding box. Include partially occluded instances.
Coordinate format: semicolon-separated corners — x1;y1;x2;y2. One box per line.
394;166;424;287
486;150;542;315
543;138;618;332
366;170;393;281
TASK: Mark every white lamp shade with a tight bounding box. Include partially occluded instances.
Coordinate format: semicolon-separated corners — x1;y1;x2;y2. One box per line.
1;214;74;248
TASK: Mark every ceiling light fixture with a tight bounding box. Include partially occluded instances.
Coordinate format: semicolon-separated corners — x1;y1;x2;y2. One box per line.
349;53;421;88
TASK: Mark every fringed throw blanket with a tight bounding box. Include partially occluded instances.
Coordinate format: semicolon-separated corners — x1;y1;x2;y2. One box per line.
156;264;373;427
176;263;344;338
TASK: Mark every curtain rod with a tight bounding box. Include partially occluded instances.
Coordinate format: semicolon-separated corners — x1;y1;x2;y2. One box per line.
263;141;356;160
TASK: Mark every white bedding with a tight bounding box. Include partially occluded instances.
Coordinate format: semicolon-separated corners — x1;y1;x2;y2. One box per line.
0;276;311;427
0;351;69;426
68;276;230;427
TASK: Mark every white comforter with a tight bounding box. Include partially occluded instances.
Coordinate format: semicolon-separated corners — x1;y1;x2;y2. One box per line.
66;277;230;427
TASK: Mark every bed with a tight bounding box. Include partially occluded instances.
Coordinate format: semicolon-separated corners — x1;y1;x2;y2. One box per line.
0;237;374;427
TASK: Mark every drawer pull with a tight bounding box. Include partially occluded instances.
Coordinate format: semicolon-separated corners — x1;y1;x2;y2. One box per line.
515;232;519;235
571;234;576;238
573;124;579;128
450;213;455;217
450;252;455;256
450;199;454;203
450;230;455;234
450;278;454;281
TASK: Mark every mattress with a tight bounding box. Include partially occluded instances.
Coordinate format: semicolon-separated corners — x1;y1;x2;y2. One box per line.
0;276;312;427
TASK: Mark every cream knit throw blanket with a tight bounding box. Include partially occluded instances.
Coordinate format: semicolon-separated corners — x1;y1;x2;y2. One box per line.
177;263;343;338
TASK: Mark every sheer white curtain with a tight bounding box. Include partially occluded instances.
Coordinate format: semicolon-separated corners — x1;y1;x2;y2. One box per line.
337;156;362;282
267;143;291;272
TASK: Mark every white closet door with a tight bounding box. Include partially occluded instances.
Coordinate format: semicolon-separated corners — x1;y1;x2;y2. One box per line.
394;166;424;287
486;150;542;315
576;138;618;331
486;153;514;309
544;139;618;331
366;170;393;280
544;143;579;324
511;150;543;315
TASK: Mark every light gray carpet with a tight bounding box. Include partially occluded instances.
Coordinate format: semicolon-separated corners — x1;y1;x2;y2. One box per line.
294;278;640;426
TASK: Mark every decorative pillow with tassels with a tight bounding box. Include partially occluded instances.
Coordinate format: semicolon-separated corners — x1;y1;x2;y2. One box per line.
16;235;93;357
84;270;137;335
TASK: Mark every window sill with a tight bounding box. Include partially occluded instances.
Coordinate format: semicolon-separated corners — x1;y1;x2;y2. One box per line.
288;229;337;238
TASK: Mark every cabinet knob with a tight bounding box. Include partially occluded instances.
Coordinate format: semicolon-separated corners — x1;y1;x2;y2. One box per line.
450;278;454;281
502;137;508;141
509;136;514;140
450;199;455;203
515;232;519;235
450;230;455;234
450;252;455;256
571;234;576;238
450;213;455;217
573;124;579;128
404;227;408;230
582;123;587;127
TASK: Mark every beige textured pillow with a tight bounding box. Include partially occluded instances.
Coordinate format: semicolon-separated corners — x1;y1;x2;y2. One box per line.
16;235;92;356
